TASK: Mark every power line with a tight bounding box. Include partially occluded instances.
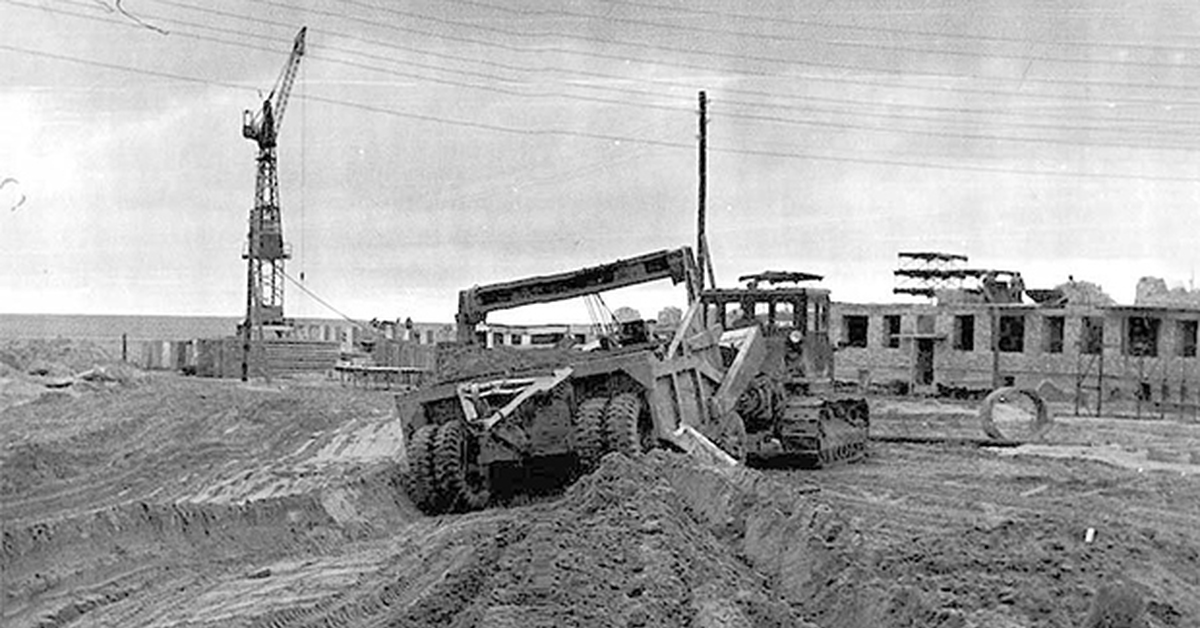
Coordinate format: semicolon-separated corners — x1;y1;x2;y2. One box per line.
146;0;1200;134
301;39;1200;152
4;41;1199;182
437;0;1200;71
124;0;1189;110
32;0;1200;152
594;0;1200;55
310;0;1200;107
321;43;1200;151
65;0;1200;151
324;0;1200;94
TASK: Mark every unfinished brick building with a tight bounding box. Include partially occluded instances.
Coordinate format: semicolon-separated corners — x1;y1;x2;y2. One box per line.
832;300;1200;412
831;255;1200;416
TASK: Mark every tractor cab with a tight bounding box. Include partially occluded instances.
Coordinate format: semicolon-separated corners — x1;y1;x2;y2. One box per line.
700;272;835;386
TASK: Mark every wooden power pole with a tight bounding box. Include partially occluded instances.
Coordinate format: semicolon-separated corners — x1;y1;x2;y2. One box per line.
697;91;716;291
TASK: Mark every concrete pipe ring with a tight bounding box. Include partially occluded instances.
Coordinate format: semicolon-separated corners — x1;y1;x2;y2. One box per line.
979;386;1053;443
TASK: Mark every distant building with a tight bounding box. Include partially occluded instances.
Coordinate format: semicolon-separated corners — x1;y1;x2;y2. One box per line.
289;317;455;352
475;322;598;349
832;299;1200;411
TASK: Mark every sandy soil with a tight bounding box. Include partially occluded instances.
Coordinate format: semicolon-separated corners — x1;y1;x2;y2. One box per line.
2;341;1198;627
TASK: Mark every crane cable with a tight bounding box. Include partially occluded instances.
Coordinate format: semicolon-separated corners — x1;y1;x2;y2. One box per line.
280;268;377;338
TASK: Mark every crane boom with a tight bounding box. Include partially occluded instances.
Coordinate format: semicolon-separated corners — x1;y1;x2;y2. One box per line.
455;247;700;343
242;27;306;149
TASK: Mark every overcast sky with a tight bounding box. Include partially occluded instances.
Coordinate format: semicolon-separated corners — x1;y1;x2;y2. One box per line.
3;0;1200;324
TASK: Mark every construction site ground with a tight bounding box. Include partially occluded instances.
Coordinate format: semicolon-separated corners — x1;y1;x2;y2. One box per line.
3;340;1199;627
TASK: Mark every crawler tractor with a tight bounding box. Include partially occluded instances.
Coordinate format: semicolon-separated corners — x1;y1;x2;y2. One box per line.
398;248;868;514
701;272;870;466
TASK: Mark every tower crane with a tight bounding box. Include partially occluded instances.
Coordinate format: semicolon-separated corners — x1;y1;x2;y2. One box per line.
240;26;306;381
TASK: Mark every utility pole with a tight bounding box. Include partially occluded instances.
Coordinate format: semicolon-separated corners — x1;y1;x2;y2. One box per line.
697;91;716;291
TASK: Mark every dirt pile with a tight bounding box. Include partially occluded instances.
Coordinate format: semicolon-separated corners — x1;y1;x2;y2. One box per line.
461;452;805;628
228;452;807;628
0;339;141;414
0;338;116;377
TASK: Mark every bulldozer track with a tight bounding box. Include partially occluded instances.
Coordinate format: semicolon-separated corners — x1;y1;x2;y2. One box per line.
779;397;870;468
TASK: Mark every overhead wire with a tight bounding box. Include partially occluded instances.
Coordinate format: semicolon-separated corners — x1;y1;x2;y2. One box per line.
595;0;1200;54
145;0;1200;125
218;0;1200;108
311;0;1200;108
24;0;1200;152
323;0;1200;93
436;0;1200;70
144;0;1200;135
4;40;1199;182
7;2;1200;182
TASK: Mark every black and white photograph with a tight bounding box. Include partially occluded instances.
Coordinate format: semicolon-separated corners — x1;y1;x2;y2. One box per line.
2;1;1198;626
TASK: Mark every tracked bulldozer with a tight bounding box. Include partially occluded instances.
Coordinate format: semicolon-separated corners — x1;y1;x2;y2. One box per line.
397;248;869;514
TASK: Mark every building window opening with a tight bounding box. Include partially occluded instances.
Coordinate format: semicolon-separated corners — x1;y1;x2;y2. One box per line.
998;315;1025;353
885;315;901;348
843;315;868;348
1081;317;1104;354
754;302;771;325
953;315;974;351
1125;317;1160;357
1044;316;1065;354
1179;320;1198;357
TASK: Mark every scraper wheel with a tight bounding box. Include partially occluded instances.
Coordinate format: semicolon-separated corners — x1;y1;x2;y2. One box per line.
406;425;439;513
574;396;608;472
435;420;490;512
605;393;647;458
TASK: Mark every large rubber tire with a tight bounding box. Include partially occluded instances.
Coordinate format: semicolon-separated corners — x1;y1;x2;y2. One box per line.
406;425;438;513
604;393;645;458
434;421;490;512
574;397;608;472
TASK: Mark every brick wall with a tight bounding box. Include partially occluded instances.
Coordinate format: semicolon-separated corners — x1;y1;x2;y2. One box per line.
830;301;1200;405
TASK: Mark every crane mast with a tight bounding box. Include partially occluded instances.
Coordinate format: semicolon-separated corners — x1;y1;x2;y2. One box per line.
241;26;306;381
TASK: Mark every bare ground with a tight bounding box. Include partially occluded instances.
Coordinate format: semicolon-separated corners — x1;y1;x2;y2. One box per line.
2;343;1199;627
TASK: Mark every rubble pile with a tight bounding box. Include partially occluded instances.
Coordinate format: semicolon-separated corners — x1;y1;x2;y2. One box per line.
1136;276;1200;308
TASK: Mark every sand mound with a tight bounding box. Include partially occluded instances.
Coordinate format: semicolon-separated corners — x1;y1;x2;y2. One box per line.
0;339;114;375
233;452;808;628
0;340;143;414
